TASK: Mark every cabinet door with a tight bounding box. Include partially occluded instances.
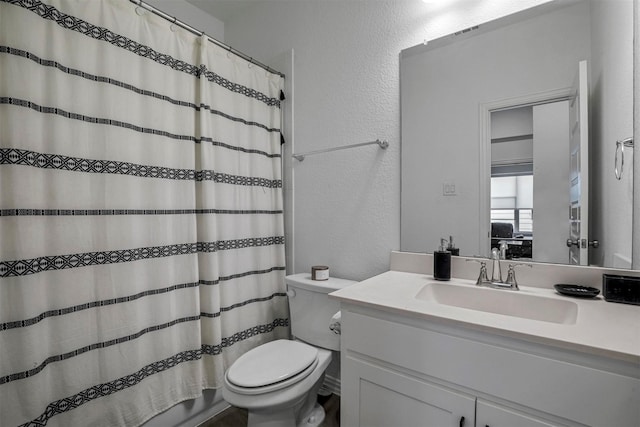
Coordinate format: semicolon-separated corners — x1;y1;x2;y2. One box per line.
342;357;476;427
476;399;568;427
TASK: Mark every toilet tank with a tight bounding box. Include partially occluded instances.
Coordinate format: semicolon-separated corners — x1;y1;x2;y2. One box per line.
286;273;356;351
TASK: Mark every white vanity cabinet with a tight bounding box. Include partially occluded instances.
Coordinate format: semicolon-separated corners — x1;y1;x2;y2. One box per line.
340;306;640;427
345;357;476;427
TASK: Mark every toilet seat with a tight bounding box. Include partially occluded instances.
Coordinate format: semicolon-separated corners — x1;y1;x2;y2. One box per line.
225;340;319;395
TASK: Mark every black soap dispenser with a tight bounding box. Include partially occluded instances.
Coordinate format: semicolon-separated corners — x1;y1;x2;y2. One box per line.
433;238;451;281
447;235;459;256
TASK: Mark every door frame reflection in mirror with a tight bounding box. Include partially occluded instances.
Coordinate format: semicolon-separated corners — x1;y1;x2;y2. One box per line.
479;87;574;260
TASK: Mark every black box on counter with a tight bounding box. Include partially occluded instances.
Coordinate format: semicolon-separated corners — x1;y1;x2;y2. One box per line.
602;274;640;305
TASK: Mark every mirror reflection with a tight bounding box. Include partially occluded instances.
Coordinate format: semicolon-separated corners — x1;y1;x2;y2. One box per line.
400;0;634;268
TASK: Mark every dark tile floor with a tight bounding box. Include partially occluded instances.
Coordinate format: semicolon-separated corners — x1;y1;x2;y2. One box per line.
200;394;340;427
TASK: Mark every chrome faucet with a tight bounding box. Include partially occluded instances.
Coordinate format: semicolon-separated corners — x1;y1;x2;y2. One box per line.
490;247;502;283
498;240;508;260
467;255;531;291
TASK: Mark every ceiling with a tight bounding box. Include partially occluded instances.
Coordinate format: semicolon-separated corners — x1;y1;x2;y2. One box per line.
185;0;254;22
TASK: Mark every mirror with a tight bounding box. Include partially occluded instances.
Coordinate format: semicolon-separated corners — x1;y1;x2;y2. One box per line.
400;0;634;268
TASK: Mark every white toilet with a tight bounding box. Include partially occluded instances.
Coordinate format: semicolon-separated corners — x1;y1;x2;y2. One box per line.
221;273;356;427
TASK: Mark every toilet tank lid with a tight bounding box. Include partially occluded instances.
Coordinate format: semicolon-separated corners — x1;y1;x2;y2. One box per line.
286;273;357;293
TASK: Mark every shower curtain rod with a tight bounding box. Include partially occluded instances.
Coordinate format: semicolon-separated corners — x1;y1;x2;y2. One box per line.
292;139;389;161
129;0;285;78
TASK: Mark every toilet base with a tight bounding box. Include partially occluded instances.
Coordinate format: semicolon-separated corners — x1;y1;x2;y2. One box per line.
247;408;296;427
244;374;327;427
246;402;325;427
298;403;325;427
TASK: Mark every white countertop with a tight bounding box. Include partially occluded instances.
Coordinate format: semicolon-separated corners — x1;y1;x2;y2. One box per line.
330;270;640;364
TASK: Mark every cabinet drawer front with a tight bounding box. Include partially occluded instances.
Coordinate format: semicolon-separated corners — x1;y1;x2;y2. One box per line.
343;357;475;427
476;399;567;427
342;309;640;426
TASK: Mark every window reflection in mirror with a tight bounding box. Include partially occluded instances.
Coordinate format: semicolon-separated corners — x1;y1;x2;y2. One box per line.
491;107;535;260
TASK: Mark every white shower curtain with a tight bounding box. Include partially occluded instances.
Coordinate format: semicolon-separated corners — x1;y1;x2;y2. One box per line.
0;1;289;426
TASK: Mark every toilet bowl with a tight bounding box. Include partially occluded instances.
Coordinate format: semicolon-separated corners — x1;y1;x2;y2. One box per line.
222;340;332;427
221;274;356;427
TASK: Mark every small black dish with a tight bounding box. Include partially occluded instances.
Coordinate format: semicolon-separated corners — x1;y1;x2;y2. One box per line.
554;284;600;298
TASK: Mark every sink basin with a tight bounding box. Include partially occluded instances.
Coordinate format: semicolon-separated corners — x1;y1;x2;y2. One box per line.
415;282;578;324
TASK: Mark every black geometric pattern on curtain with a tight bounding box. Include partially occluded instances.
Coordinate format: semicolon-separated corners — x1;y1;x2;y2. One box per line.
0;147;283;187
0;237;285;278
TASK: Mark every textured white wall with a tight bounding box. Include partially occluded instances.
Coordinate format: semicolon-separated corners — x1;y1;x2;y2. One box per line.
589;0;634;268
221;0;552;280
144;0;225;41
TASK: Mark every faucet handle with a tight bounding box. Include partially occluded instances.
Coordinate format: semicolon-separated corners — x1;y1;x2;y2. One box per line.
466;259;489;285
504;263;532;290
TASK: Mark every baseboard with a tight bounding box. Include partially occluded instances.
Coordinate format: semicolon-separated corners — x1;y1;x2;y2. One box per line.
322;374;341;396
